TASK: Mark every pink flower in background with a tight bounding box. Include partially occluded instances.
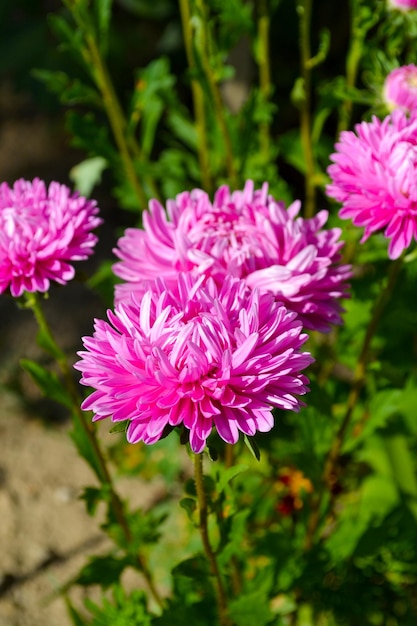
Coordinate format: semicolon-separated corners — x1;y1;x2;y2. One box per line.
113;181;350;332
327;110;417;259
0;178;101;297
75;273;313;453
388;0;417;9
383;65;417;112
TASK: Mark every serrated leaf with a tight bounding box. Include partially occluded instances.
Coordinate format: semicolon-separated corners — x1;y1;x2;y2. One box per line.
20;359;72;409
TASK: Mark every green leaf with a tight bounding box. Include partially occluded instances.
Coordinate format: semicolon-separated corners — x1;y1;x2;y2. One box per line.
75;555;130;588
179;497;197;522
109;420;129;434
384;434;417;520
64;597;86;626
94;0;112;53
20;359;72;409
243;435;261;461
216;464;248;495
80;485;111;516
70;414;103;482
228;589;273;626
70;156;108;196
36;326;65;360
83;586;152;625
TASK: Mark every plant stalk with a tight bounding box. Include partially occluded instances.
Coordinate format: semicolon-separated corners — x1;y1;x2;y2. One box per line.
23;292;164;609
179;0;212;192
337;0;365;134
194;0;238;189
257;0;272;161
304;257;404;550
194;453;231;626
297;0;316;218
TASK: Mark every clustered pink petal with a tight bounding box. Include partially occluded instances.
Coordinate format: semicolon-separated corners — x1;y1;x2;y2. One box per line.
388;0;417;9
0;178;102;297
383;65;417;113
75;274;313;453
327;110;417;259
113;181;350;332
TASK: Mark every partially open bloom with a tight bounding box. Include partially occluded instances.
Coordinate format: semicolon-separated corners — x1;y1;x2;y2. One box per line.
327;111;417;259
0;178;101;297
388;0;417;9
75;273;313;453
113;181;350;332
383;65;417;113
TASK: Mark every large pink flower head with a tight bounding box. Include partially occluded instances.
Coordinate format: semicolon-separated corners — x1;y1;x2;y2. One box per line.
383;65;417;113
388;0;417;9
327;111;417;259
75;273;313;453
0;178;102;297
113;181;350;333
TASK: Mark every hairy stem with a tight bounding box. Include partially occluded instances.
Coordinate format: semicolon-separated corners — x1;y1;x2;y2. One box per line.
297;0;316;218
23;292;164;609
179;0;212;192
304;257;404;550
194;453;231;626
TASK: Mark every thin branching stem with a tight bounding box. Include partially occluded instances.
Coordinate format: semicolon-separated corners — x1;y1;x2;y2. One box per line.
23;292;164;610
63;0;153;208
194;0;238;189
297;0;316;218
304;257;404;550
84;34;149;209
194;453;232;626
179;0;212;192
257;0;272;161
337;0;365;134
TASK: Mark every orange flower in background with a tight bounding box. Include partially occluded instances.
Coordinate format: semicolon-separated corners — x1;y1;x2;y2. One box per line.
275;467;313;516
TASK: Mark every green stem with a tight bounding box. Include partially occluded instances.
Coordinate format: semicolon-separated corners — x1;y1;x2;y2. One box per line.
23;292;164;610
179;0;212;192
85;34;149;209
337;0;365;134
297;0;316;218
194;453;231;626
194;0;238;189
63;0;149;208
257;0;272;161
304;257;404;550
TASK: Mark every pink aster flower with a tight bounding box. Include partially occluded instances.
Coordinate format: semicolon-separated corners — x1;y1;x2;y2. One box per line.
75;273;313;453
383;65;417;113
113;181;350;333
388;0;417;9
0;178;101;297
327;110;417;259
